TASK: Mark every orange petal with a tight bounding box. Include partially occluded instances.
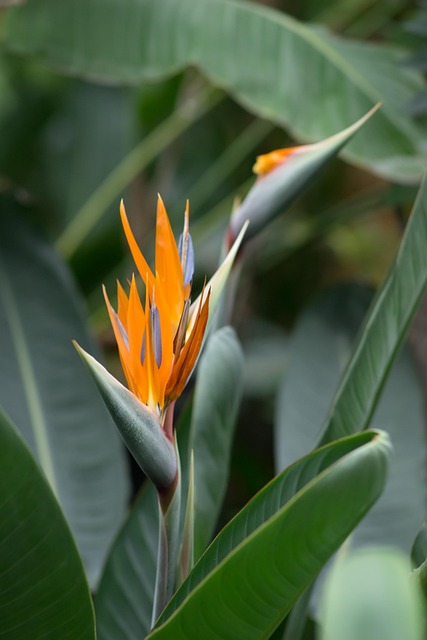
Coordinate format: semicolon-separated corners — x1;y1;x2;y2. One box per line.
120;200;156;291
253;147;301;176
155;195;184;326
165;288;210;402
103;285;138;396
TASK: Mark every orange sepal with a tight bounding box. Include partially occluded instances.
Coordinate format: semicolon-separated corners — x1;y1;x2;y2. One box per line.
155;195;185;326
120;200;156;292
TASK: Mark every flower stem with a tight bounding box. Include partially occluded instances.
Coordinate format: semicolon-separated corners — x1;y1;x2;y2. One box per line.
151;439;181;627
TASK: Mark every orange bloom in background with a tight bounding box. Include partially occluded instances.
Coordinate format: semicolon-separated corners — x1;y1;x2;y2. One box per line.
104;196;210;427
252;146;300;176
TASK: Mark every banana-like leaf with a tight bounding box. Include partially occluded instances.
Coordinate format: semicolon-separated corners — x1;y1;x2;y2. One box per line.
320;547;424;640
190;326;244;560
0;407;96;639
3;0;427;182
275;284;426;553
0;203;129;586
229;106;379;243
317;177;427;445
150;432;390;639
148;430;390;639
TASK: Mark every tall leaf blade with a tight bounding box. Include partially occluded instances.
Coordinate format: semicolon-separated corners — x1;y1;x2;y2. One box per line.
0;408;96;639
0;203;129;586
275;284;426;553
318;177;427;445
149;431;390;639
3;0;427;182
190;327;244;560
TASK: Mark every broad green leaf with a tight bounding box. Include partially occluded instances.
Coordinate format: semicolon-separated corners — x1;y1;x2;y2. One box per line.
0;407;96;639
0;203;129;586
42;81;135;230
149;430;390;639
320;547;424;640
96;483;158;640
275;284;426;552
156;431;390;624
190;326;244;560
3;0;427;182
318;177;427;445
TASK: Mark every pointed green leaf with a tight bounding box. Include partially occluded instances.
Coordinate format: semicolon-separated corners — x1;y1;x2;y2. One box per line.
275;284;426;553
75;344;177;490
318;177;427;445
3;0;427;182
157;431;390;624
320;548;424;640
0;203;129;586
229;106;379;242
149;431;390;639
0;407;95;639
190;326;244;560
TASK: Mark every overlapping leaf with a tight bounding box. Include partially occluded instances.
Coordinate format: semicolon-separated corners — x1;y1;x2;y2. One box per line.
275;284;426;552
149;430;390;639
3;0;427;182
318;178;427;445
189;327;244;560
0;408;96;639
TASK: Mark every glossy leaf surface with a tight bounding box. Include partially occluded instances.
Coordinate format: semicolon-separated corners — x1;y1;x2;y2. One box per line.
318;178;427;445
3;0;427;182
190;326;244;559
275;284;426;553
148;431;390;639
0;408;96;639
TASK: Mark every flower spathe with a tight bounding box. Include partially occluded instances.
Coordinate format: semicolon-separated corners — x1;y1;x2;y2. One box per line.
104;196;210;427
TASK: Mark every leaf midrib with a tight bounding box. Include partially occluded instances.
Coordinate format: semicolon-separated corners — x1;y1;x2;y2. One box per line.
0;252;58;495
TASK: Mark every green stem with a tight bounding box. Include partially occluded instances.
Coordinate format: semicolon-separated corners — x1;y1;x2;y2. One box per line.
179;450;194;584
56;87;223;259
152;437;182;627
